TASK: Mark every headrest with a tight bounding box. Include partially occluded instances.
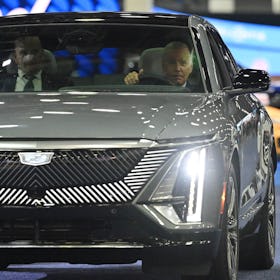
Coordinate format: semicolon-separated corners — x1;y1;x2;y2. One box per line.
6;49;57;74
139;47;164;76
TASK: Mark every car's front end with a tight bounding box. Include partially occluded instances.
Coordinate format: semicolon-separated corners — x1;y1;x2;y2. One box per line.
0;11;275;280
0;137;227;276
0;89;230;276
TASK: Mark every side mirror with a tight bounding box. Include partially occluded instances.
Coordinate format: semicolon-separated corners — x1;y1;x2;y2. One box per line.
233;69;270;91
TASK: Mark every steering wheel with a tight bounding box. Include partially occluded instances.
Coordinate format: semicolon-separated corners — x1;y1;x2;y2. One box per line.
139;74;171;85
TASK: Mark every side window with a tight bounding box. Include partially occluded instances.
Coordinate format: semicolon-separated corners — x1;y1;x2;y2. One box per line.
192;27;211;92
206;27;238;88
211;28;238;79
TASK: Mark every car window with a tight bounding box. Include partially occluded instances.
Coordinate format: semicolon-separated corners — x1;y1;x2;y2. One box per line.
206;26;238;88
0;24;206;93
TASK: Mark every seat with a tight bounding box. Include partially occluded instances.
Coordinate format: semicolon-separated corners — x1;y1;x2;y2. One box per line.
138;47;164;77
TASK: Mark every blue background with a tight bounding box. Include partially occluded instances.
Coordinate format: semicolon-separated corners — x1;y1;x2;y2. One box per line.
153;6;280;76
0;0;120;15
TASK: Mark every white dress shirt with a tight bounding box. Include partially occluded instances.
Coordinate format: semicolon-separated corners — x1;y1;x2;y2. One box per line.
15;69;42;91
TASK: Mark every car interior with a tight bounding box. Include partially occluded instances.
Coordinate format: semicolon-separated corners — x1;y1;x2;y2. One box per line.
0;24;205;93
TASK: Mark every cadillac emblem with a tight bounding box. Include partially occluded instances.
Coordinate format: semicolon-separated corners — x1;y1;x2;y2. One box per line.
18;152;54;166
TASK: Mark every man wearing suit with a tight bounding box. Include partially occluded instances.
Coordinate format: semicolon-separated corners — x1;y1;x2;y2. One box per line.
124;41;193;88
0;36;69;92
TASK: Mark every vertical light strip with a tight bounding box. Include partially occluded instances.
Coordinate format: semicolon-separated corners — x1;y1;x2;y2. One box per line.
187;148;206;222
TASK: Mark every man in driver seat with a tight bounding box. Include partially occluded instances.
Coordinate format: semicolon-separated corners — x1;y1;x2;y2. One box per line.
124;41;193;88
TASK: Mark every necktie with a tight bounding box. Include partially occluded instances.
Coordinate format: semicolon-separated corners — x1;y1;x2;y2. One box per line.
24;76;35;91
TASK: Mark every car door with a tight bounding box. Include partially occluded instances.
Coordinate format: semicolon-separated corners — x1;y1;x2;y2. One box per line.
205;26;265;228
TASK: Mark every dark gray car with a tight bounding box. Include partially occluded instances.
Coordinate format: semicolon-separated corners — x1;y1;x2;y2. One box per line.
0;12;276;280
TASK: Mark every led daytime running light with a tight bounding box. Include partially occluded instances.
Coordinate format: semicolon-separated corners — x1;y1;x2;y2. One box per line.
186;148;206;222
148;148;206;224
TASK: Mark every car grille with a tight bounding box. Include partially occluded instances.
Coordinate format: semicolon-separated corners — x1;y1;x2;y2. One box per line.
0;148;176;207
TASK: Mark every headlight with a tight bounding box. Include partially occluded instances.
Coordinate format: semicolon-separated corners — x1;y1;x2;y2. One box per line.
145;148;206;224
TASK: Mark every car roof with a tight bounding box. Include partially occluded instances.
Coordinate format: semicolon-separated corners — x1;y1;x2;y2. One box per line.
0;11;197;27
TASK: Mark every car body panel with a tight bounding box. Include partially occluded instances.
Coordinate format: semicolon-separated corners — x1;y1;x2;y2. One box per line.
0;92;209;139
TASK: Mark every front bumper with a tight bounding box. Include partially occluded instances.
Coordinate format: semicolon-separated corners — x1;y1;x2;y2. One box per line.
0;204;221;275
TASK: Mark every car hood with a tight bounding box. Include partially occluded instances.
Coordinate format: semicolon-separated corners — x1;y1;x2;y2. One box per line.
0;92;224;140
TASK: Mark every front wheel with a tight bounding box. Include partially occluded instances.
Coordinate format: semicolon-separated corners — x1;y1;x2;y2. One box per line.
209;165;239;280
259;162;276;269
239;159;275;269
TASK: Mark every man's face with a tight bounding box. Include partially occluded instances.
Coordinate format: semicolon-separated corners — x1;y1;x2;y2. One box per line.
162;47;193;86
14;37;44;76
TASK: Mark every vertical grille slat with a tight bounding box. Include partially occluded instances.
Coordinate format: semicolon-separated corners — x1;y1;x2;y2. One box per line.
108;183;127;202
2;189;17;204
78;187;97;203
77;151;109;183
85;186;103;203
49;188;67;205
0;188;11;202
61;188;79;204
119;181;136;196
0;148;177;207
75;151;108;183
102;184;122;203
106;150;126;176
43;196;54;205
114;182;133;200
94;151;121;180
43;163;73;187
96;184;111;203
15;191;28;205
7;189;24;205
56;188;72;204
74;187;91;204
67;187;85;204
54;152;89;185
45;190;61;205
25;198;32;205
0;188;6;197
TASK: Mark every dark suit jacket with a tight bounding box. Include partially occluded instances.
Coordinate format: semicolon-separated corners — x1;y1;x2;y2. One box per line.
0;71;72;92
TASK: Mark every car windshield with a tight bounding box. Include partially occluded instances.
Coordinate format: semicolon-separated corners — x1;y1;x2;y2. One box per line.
0;23;205;93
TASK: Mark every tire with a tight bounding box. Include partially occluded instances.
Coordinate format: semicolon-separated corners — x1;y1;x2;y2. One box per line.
209;164;239;280
259;162;276;269
144;165;239;280
240;159;276;269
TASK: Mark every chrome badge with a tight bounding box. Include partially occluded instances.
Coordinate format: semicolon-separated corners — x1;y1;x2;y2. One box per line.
18;152;54;166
